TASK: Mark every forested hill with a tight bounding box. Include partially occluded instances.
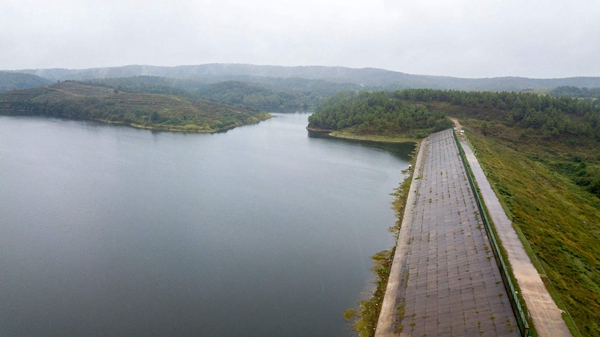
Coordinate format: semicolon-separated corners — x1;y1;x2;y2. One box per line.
13;64;600;91
81;76;360;111
394;89;600;138
193;81;360;110
308;88;600;196
0;71;52;92
307;91;453;137
0;81;270;132
194;81;311;110
308;88;599;141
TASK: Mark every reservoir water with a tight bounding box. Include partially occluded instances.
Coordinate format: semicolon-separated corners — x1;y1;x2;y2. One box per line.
0;113;413;336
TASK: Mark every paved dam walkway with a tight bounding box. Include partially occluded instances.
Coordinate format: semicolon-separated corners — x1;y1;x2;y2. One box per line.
459;137;571;337
376;130;519;337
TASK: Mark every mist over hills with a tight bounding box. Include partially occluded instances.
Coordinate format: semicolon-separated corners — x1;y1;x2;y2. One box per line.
10;64;600;92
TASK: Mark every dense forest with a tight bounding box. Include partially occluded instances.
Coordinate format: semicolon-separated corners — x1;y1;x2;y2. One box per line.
307;91;453;137
0;81;270;132
393;89;600;139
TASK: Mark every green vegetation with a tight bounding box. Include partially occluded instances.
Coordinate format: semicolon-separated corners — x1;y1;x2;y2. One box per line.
463;131;600;336
550;86;600;104
395;89;600;139
0;71;53;92
351;249;394;337
86;76;198;96
194;81;315;110
0;81;270;132
307;91;453;138
85;76;360;111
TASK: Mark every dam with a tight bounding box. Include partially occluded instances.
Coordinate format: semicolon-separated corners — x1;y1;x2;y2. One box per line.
376;129;520;337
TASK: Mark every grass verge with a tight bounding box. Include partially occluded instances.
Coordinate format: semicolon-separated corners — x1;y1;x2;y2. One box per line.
465;130;600;337
455;133;534;336
328;130;420;143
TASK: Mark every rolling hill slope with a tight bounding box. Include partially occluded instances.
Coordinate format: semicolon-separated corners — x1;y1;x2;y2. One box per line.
0;81;270;132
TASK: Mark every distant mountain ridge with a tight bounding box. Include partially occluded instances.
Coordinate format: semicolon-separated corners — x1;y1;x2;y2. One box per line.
11;64;600;92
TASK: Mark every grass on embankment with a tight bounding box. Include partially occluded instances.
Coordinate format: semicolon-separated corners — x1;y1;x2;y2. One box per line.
465;130;600;337
344;152;416;337
328;130;420;143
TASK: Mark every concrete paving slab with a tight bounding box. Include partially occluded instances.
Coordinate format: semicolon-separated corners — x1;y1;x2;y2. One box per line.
376;130;519;337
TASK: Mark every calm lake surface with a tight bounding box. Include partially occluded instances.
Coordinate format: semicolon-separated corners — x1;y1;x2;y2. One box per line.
0;113;413;336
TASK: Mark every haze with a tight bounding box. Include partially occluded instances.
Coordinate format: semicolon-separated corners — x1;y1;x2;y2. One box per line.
1;0;599;78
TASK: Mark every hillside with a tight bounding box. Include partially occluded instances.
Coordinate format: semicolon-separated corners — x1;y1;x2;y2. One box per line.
193;80;357;110
307;91;453;138
0;81;270;132
13;64;600;91
0;71;53;92
308;89;600;336
81;76;361;111
550;86;600;103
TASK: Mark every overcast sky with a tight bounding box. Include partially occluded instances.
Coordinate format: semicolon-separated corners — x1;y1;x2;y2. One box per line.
1;0;599;78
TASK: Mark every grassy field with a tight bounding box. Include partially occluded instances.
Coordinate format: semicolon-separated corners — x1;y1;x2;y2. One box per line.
463;128;600;336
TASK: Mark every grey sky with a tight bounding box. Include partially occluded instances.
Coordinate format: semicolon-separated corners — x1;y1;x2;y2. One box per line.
2;0;599;78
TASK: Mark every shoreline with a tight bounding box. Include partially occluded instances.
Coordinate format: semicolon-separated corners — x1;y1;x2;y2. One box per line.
307;127;419;144
348;140;421;335
0;113;273;134
94;114;272;133
0;111;272;134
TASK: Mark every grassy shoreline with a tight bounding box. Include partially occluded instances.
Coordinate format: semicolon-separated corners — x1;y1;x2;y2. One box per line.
0;81;273;134
329;131;420;143
92;113;272;133
345;145;418;336
308;127;421;144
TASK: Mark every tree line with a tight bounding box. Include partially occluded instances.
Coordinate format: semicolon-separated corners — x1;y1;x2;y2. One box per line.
393;89;600;139
307;91;453;136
